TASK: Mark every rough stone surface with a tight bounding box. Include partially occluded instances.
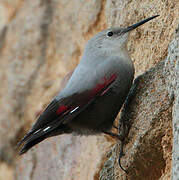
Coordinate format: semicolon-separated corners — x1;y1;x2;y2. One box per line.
100;60;173;180
0;0;178;179
164;26;179;180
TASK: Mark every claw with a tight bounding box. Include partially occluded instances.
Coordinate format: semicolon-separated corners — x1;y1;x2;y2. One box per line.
118;141;128;173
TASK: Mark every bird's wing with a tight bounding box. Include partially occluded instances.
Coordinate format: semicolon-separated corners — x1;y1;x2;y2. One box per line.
19;73;117;146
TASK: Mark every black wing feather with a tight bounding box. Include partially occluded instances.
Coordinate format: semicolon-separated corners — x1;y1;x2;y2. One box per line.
18;74;117;154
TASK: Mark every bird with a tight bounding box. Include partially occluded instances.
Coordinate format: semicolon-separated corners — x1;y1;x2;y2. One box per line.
18;15;159;155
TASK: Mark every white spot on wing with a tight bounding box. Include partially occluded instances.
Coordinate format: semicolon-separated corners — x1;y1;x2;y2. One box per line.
70;107;79;113
34;129;41;134
43;126;51;132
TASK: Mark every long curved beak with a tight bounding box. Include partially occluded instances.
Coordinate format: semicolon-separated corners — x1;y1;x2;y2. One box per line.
124;15;159;33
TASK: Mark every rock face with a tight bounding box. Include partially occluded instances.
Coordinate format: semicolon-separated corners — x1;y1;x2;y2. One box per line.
100;26;179;180
164;29;179;180
0;0;178;180
100;60;172;180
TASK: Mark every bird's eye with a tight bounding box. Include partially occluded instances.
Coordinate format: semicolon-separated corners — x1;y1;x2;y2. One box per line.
107;31;113;37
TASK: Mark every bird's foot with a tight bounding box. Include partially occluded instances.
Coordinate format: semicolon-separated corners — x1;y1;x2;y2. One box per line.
103;130;127;173
102;130;123;141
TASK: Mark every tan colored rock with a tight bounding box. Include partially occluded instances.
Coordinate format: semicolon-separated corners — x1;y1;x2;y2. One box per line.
0;163;13;180
0;0;178;179
0;0;24;30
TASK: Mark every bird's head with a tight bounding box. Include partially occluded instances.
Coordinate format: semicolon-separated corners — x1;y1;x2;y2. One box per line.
84;15;159;57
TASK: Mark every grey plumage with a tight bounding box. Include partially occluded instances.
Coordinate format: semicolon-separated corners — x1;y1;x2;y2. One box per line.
18;15;159;155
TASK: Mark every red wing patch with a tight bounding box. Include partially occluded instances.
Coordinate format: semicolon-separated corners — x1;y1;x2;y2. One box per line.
20;73;118;145
56;74;117;116
56;105;68;115
56;105;79;115
91;73;117;96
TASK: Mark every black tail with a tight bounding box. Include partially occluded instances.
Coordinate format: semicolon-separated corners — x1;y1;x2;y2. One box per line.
19;134;47;155
18;124;72;155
